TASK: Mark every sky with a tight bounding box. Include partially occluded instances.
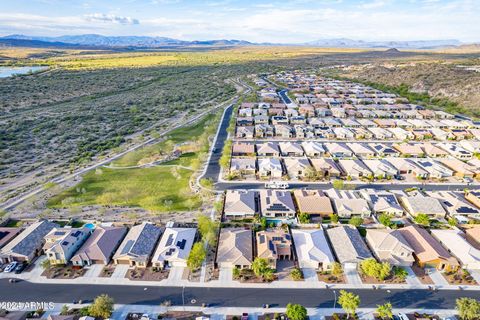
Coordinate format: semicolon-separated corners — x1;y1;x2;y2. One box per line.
0;0;479;43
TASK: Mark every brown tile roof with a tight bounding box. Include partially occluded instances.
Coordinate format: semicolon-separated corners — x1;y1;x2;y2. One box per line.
294;190;333;215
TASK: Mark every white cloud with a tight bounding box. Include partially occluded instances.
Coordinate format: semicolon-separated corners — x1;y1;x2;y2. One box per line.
84;13;140;25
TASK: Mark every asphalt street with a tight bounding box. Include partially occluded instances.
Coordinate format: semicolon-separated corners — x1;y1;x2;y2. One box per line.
0;279;478;309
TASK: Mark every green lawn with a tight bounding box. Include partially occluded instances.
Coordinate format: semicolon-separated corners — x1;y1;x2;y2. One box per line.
112;113;217;167
47;166;201;212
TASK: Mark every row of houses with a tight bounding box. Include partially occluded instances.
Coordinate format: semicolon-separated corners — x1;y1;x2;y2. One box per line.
0;221;197;269
236;122;479;141
216;224;480;273
231;155;480;182
234;141;480;161
223;189;480;222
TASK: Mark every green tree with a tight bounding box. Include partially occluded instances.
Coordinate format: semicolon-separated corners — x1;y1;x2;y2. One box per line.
414;213;430;226
331;262;343;277
338;290;360;318
60;305;69;315
187;242;206;271
252;257;274;281
332;179;345;190
330;213;339;224
456;298;480;320
197;214;218;246
448;217;457;227
349;216;364;227
298;212;310;224
360;258;392;281
285;303;308;320
290;268;303;281
378;214;392;228
88;294;114;319
232;267;240;279
377;302;393;319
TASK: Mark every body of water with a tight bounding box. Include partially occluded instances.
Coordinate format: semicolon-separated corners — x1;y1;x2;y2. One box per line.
0;66;49;78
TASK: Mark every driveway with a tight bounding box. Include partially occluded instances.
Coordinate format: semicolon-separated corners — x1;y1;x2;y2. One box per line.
404;266;422;285
344;264;362;285
302;268;318;282
468;269;480;284
111;265;130;279
426;268;449;286
219;267;232;284
276;260;295;281
167;266;185;283
83;264;104;278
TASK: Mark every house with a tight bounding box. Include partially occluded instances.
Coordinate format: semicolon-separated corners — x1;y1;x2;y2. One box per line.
337;159;372;178
427;191;480;220
360;189;404;216
71;226;127;266
0;228;21;250
393;143;424;158
256;142;280;157
291;228;335;271
279;142;304;157
466;227;480;249
274;124;293;138
460;140;480;154
386;158;429;179
399;225;459;271
113;222;162;268
332;197;371;218
421;143;449;158
256;229;292;269
324;143;353;158
301;141;325;158
259;190;296;220
437;143;473;160
368;127;394;140
0;220;57;263
283;157;312;179
365;229;415;266
310;158;342;177
399;195;447;219
333;127;355;140
224;190;257;219
351;127;374;140
414;159;454;179
237;117;253;126
271;115;289;125
430;128;453;141
216;228;253;269
465;191;480;210
326;226;373;267
388;127;414;140
255;124;274;138
346;143;375;158
257;158;283;178
369;143;400;157
43;227;91;265
254;115;269;125
294;189;334;219
230;158;256;176
362;159;398;179
431;229;480;270
151;227;196;269
439;158;480;178
231;142;255;156
236;126;254;139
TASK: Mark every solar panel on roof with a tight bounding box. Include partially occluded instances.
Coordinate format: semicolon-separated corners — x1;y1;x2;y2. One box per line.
54;231;66;236
177;239;187;250
457;206;479;214
71;230;81;238
121;240;134;255
259;234;265;244
62;241;69;246
165;234;174;246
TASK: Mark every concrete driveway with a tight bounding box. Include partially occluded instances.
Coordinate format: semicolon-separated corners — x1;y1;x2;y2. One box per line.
219;267;233;284
404;266;422;285
84;264;104;278
302;268;318;282
111;265;130;279
426;268;449;286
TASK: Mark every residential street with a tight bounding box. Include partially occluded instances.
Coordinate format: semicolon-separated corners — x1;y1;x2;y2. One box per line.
0;279;479;309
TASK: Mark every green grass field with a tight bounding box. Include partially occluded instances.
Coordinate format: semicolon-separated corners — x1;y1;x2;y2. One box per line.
47;166;201;212
47;110;221;213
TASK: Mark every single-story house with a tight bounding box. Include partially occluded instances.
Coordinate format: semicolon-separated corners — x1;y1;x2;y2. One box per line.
399;225;459;271
293;189;334;218
71;226;127;266
362;159;398;179
283;157;312;179
427;191;480;220
230;158;256;176
0;220;57;263
151;227;196;269
431;229;480;270
399;195;447;219
279;142;304;157
224;190;257;219
366;229;415;266
113;222;162;268
256;142;280;157
301;141;325;158
0;228;22;250
386;158;429;179
393;143;425;158
310;158;342;178
257;158;283;178
259;190;296;220
292;228;335;271
466;227;480;249
337;159;372;178
326;226;373;267
346;143;375;158
360;189;404;216
232;142;255;156
216;228;253;269
324;143;353;158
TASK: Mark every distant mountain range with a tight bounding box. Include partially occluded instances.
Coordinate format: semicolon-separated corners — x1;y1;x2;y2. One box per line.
0;34;470;49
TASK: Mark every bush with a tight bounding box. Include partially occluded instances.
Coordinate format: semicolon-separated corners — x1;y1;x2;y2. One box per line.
360;258;391;281
290;268;303;281
349;216;364;227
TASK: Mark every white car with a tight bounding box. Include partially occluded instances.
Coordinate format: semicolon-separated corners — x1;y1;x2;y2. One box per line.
4;262;18;273
397;313;409;320
265;181;289;189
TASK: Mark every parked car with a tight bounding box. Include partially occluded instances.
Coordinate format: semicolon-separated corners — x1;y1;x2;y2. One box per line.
397;313;409;320
241;313;249;320
265;181;289;189
4;262;18;273
14;263;26;274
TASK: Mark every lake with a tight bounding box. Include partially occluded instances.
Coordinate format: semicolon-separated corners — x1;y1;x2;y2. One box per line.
0;66;49;78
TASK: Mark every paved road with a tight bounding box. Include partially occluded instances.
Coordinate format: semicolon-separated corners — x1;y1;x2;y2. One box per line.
202;104;234;181
215;181;478;191
0;280;478;309
279;89;293;105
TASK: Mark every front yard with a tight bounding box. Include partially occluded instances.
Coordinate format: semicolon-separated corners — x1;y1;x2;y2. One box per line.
442;269;478;285
42;265;85;279
126;267;170;281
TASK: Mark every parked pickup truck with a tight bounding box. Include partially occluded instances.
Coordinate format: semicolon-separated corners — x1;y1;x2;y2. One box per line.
265;181;289;189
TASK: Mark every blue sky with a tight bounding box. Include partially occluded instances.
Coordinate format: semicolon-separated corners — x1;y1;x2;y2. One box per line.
0;0;479;43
